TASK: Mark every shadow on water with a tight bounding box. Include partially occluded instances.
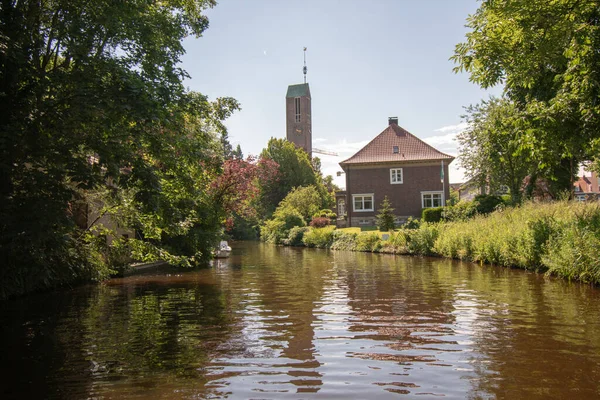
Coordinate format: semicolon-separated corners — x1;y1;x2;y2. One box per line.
1;241;600;399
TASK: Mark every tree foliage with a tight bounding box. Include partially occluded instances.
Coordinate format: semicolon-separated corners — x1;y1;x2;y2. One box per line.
452;0;600;192
258;138;329;217
0;0;237;297
459;97;533;202
376;196;396;231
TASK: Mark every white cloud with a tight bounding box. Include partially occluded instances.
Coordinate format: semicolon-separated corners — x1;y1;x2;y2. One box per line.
434;122;469;134
312;138;371;189
314;137;328;143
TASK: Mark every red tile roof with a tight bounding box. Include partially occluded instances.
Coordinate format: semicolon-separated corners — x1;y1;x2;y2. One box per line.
340;123;454;166
574;176;593;192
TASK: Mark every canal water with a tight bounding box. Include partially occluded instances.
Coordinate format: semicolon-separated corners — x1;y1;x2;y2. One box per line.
2;242;600;399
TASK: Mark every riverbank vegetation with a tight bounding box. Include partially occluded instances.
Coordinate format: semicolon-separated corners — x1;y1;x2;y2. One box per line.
274;201;600;285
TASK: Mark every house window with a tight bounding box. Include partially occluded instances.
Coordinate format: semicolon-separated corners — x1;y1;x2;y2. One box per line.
337;199;346;216
295;97;301;122
393;146;399;154
390;168;403;184
353;194;374;212
422;191;443;208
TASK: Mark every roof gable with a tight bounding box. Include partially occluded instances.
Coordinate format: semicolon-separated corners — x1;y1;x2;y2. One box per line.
340;123;454;166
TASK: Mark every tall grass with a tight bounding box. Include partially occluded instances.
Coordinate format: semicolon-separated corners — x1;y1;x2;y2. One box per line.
434;201;600;282
290;201;600;285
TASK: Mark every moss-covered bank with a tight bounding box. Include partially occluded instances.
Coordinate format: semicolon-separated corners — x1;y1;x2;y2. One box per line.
293;201;600;285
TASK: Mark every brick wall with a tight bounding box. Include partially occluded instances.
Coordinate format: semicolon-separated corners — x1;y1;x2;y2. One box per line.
285;96;312;154
345;162;451;227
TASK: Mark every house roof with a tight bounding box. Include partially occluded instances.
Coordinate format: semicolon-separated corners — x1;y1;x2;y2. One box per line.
286;83;311;98
340;122;454;166
574;176;594;193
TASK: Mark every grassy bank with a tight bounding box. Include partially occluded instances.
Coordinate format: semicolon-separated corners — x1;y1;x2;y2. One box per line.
296;201;600;285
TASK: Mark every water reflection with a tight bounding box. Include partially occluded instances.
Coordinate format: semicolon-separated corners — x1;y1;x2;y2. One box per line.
1;242;600;399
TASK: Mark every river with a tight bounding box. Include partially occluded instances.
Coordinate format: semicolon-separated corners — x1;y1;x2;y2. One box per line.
1;242;600;399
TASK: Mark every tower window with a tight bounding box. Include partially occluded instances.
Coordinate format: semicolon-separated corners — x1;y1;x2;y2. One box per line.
295;97;301;122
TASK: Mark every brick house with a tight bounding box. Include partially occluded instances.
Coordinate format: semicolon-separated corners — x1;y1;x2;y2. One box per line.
338;117;454;227
574;172;600;202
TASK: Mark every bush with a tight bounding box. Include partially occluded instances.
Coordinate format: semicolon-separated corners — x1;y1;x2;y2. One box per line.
310;217;331;228
260;208;306;244
406;222;438;255
442;200;478;221
303;226;335;248
402;216;420;230
355;233;382;252
474;194;504;214
277;185;324;222
283;226;310;246
313;209;337;219
422;207;444;223
330;230;358;250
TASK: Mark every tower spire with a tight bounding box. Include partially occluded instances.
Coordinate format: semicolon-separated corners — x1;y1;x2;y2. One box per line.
303;47;307;84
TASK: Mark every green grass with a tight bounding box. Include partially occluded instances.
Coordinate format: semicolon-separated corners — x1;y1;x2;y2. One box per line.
338;227;398;238
298;201;600;285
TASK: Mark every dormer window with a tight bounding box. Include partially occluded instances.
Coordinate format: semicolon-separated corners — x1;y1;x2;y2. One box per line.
393;146;399;154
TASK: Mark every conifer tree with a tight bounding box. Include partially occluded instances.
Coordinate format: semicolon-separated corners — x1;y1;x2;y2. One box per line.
376;196;395;232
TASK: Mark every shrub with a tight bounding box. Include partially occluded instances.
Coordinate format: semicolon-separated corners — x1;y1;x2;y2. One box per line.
422;207;444;223
376;196;396;231
331;230;358;250
283;226;310;246
260;208;305;244
310;217;331;228
313;209;337;219
474;194;504;214
355;233;382;252
406;222;438;255
443;200;478;221
402;216;420;230
303;226;335;248
277;185;323;222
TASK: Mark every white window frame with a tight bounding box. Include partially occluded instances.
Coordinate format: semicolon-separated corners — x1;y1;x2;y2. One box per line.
421;191;443;208
294;97;301;123
337;199;346;216
352;194;374;212
390;168;403;184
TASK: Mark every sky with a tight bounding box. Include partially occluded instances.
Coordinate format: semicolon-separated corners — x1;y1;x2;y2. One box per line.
180;0;502;188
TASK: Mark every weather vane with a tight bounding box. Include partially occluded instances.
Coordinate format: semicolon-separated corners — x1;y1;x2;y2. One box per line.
303;47;307;84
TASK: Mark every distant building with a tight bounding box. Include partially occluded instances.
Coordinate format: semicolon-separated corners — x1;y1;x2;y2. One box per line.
285;83;312;155
338;117;454;227
574;171;600;202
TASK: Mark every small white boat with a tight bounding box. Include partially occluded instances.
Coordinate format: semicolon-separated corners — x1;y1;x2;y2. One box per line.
214;241;232;258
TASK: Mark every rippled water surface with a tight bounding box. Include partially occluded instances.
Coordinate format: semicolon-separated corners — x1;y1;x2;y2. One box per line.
2;242;600;399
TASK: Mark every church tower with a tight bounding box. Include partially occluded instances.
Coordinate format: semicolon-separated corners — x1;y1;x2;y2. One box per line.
285;47;312;155
285;83;312;155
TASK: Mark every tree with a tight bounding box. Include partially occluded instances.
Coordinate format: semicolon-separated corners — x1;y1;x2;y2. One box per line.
277;185;324;223
452;0;599;191
458;97;533;203
232;144;244;160
0;0;235;297
376;196;396;232
258;138;325;217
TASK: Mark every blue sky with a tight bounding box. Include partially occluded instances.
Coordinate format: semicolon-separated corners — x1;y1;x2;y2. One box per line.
181;0;502;187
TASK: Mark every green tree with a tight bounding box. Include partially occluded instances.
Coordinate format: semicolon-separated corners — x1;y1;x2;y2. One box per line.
452;0;598;192
0;0;235;297
376;196;396;232
458;97;533;203
277;185;323;223
258;138;324;217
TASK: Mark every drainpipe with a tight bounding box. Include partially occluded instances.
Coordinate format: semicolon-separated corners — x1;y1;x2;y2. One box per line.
346;166;351;227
